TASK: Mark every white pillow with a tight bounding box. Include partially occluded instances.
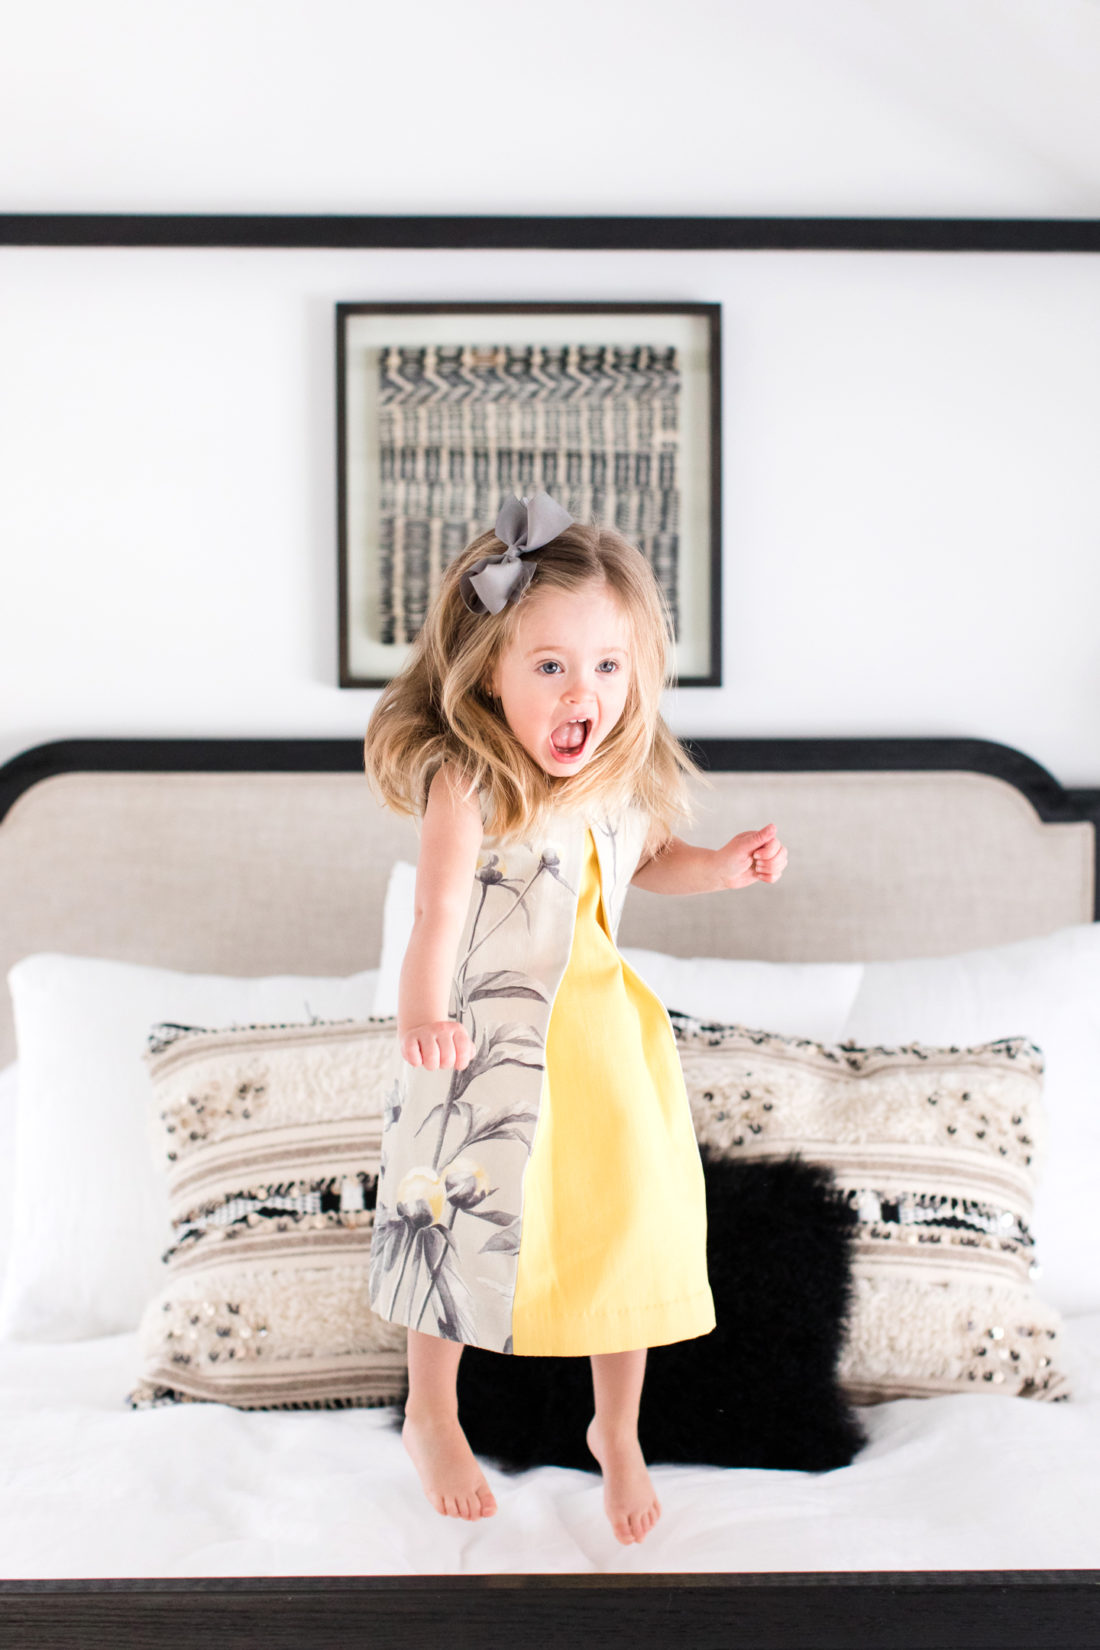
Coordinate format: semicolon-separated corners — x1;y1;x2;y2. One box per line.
1;954;380;1343
0;1061;18;1290
842;922;1100;1318
369;860;863;1042
371;860;417;1017
619;950;862;1044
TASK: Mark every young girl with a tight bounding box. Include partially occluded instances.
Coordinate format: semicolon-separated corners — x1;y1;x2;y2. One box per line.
363;491;787;1546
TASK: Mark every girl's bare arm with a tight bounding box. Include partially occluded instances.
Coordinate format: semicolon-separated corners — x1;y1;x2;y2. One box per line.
397;763;484;1067
631;823;787;894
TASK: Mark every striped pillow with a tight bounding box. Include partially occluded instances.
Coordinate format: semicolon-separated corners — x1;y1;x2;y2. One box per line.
128;1016;407;1411
670;1013;1070;1405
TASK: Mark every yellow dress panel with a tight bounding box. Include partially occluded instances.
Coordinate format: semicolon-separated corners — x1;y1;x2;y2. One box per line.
510;827;717;1356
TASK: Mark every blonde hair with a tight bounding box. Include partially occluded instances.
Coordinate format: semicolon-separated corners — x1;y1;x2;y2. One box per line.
363;519;712;852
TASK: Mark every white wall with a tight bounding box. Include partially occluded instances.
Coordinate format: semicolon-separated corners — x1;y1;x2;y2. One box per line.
1;2;1099;783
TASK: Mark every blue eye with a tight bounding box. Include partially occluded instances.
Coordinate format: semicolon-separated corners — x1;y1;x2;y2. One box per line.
536;660;619;675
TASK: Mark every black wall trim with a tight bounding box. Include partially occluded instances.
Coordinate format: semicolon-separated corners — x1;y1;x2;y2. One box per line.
1;214;1098;251
2;734;1097;916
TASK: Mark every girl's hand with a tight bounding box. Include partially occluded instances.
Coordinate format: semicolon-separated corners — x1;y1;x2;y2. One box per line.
716;822;789;892
400;1019;475;1071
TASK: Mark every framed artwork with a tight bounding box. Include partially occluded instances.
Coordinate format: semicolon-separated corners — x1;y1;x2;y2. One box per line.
336;301;722;688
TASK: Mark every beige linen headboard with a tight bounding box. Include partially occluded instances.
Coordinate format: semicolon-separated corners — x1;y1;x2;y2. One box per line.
0;735;1095;1070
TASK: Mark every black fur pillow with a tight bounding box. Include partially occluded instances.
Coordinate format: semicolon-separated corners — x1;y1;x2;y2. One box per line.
391;1148;868;1473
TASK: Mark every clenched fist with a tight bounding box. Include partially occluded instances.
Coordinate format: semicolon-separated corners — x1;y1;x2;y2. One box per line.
715;822;789;892
399;1019;475;1071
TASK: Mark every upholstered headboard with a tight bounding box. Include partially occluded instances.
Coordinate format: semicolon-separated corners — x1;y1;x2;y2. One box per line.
0;735;1096;1070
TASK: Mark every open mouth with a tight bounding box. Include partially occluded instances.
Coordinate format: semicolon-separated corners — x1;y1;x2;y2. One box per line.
549;718;591;761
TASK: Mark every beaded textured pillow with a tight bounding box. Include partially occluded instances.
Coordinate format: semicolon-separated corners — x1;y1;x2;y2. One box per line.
669;1012;1070;1404
127;1016;407;1411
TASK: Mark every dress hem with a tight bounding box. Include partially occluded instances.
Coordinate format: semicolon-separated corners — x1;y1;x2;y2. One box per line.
510;1286;716;1358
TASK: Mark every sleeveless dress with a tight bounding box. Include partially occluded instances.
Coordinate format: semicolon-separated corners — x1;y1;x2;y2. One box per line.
368;792;716;1357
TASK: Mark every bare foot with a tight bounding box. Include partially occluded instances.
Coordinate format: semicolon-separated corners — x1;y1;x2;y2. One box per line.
585;1416;661;1544
402;1406;499;1520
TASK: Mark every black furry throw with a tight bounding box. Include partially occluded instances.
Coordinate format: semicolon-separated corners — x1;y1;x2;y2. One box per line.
388;1148;869;1475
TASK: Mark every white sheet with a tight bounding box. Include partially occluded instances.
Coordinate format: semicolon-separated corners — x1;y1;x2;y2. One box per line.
1;1314;1098;1577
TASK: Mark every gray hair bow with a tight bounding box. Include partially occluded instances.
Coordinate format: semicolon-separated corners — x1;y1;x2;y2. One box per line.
458;491;574;615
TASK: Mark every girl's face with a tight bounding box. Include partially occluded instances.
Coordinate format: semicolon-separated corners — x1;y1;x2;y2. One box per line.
489;581;633;775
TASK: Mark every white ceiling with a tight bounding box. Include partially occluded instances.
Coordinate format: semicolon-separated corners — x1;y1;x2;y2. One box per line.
0;0;1097;215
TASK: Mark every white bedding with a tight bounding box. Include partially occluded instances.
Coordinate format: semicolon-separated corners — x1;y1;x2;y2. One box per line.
4;931;1100;1578
1;1315;1098;1577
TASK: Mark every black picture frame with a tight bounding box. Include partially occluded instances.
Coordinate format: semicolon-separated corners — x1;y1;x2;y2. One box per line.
335;300;723;689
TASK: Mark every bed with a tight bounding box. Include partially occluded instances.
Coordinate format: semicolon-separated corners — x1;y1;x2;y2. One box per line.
0;731;1098;1648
